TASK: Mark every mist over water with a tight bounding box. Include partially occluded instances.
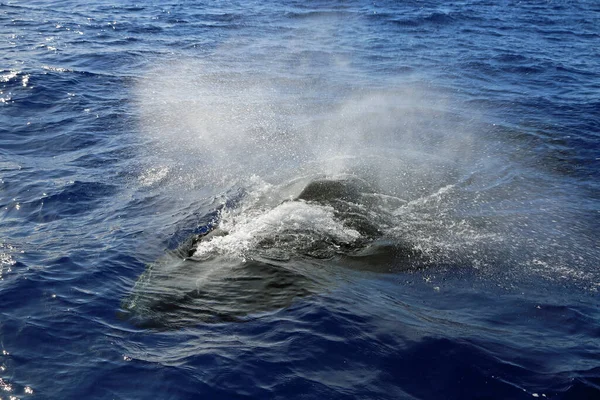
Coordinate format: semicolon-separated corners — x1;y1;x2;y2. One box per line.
134;43;597;294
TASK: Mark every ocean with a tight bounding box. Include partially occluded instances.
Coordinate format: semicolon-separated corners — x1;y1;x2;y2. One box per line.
1;1;599;399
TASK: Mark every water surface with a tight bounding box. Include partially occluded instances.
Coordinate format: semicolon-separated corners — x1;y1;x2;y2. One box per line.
1;1;599;399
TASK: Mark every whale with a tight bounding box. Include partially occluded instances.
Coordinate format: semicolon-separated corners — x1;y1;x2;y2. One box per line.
122;177;420;328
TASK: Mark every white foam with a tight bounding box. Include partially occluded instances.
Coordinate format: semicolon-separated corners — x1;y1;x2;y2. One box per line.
193;200;360;260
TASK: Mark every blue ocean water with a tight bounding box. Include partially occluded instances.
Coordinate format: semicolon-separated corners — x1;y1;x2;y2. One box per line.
1;0;599;399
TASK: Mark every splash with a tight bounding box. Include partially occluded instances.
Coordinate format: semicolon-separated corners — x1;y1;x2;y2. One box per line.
128;22;598;330
134;57;490;265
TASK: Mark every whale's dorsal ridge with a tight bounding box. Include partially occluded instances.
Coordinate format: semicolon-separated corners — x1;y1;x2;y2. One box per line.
295;177;372;204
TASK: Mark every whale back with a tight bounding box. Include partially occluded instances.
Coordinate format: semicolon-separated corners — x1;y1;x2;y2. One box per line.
296;177;371;204
296;177;381;239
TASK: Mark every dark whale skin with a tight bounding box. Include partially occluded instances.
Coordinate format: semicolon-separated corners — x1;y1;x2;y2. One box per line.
122;177;420;328
295;178;382;239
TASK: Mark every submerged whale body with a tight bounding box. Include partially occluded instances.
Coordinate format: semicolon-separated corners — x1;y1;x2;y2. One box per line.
123;177;419;328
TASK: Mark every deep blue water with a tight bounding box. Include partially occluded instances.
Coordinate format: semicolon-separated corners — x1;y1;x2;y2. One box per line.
1;1;599;399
